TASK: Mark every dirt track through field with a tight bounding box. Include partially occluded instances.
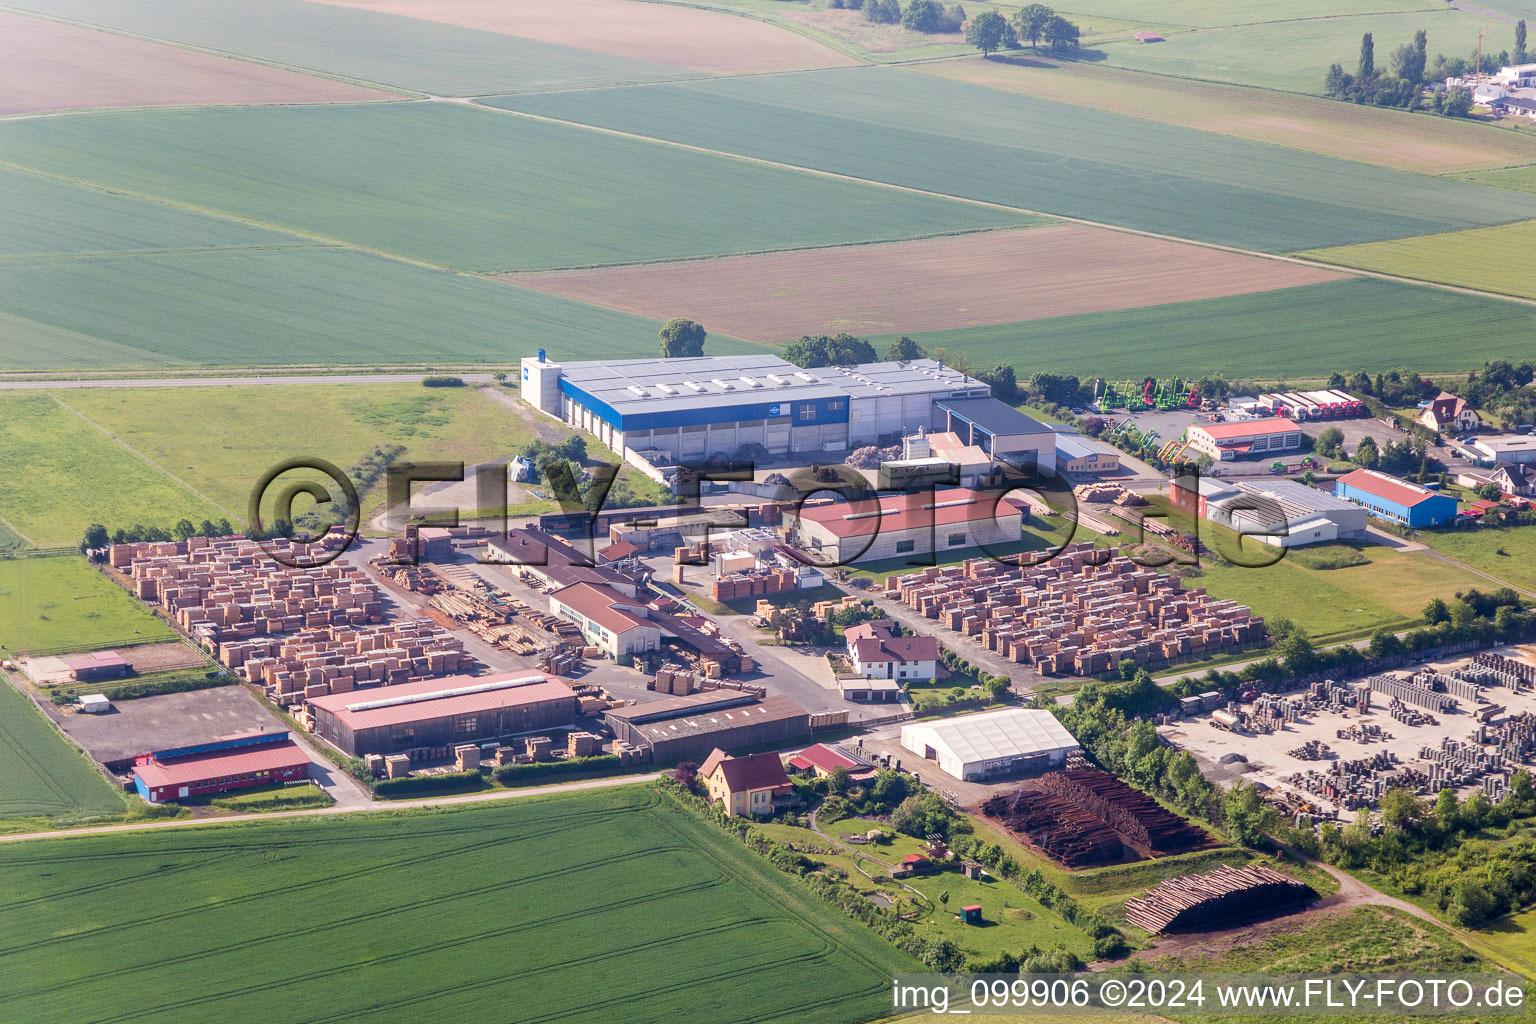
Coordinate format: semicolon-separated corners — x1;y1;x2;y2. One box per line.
505;225;1347;342
0;11;398;117
310;0;856;74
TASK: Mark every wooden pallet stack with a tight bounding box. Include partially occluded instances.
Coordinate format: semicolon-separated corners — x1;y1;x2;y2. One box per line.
1124;864;1315;934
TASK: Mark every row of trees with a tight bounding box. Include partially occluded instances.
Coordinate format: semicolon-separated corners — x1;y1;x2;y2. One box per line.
80;518;235;552
1325;23;1529;114
828;0;965;32
966;4;1081;56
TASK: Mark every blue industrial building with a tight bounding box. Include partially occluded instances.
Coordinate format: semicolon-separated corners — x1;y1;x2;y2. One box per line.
1334;469;1458;528
520;353;989;469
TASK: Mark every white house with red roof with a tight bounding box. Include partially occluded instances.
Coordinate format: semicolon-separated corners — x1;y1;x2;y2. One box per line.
1185;417;1302;462
844;621;939;681
548;582;661;659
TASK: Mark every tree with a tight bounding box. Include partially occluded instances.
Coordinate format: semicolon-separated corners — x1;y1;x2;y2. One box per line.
1443;86;1474;118
492;371;508;385
1044;14;1080;53
1367;627;1405;657
863;0;901;24
79;523;109;552
783;332;878;368
172;518;197;542
902;0;943;32
1315;426;1345;457
1274;631;1318;675
658;317;707;358
939;890;950;906
1477;482;1504;501
828;765;852;795
1014;3;1053;49
1222;782;1271;847
1324;63;1353;97
1518;19;1528;63
886;335;926;361
965;9;1014;55
1353;435;1379;468
1422;596;1450;625
1359;32;1375;79
1379;787;1422;828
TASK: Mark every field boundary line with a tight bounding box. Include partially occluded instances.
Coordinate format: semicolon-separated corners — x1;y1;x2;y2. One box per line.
42;392;239;521
0;243;338;264
0;513;36;548
0;4;421;99
473;101;1536;310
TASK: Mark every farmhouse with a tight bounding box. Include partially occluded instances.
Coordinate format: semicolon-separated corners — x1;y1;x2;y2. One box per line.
1469;435;1536;465
132;730;309;803
1420;391;1481;434
1185;418;1302;462
305;671;578;757
604;689;811;760
781;486;1024;565
548;582;661;659
520;352;989;466
844;621;939;680
700;747;793;816
1170;477;1367;548
933;398;1056;474
1333;469;1458;528
900;708;1080;782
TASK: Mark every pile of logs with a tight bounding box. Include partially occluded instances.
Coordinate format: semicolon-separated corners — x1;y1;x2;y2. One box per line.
981;789;1125;868
1124;864;1316;934
1036;770;1211;856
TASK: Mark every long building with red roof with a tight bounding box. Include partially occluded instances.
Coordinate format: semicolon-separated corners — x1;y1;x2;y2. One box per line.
305;670;577;756
782;487;1024;565
132;731;310;803
1185;417;1302;462
1334;468;1458;528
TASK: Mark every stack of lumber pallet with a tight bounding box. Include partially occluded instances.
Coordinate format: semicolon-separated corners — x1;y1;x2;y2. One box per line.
1124;864;1315;934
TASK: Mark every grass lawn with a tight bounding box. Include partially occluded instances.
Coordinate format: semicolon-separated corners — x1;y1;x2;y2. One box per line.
1418;523;1536;595
1143;495;1486;644
0;785;914;1024
54;382;542;526
0;394;225;547
488;68;1536;253
878;278;1536;379
1456;162;1536;196
183;781;335;813
1297;219;1536;301
914;58;1536;174
0;675;125;825
1463;905;1536;979
0;556;173;654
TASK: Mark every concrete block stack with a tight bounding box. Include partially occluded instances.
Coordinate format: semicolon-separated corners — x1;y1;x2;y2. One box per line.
221;618;468;699
1472;652;1536;692
887;547;1262;676
1368;673;1455;714
112;536;382;647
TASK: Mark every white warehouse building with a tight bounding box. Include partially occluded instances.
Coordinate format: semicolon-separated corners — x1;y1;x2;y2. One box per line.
901;708;1081;782
520;352;990;467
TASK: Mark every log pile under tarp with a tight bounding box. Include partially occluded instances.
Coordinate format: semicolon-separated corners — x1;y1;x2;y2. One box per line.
1124;864;1316;934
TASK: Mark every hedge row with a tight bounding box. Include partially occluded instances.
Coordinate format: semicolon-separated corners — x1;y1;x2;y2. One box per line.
492;754;620;783
49;669;228;705
372;770;484;797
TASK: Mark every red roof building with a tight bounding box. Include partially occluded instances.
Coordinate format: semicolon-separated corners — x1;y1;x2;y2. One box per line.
1186;417;1302;462
786;742;879;782
701;747;794;816
548;582;662;658
784;487;1025;565
133;733;310;803
306;670;578;756
61;650;129;682
844;621;940;680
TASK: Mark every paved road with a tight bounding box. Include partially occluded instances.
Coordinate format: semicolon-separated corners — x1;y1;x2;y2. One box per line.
0;373;496;390
0;771;658;845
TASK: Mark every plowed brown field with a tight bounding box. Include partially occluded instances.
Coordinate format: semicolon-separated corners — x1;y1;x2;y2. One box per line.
1;12;396;116
312;0;857;74
504;226;1347;342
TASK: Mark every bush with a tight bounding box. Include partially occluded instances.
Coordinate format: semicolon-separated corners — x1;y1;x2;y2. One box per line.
421;375;465;388
493;754;621;784
49;668;229;705
372;770;484;797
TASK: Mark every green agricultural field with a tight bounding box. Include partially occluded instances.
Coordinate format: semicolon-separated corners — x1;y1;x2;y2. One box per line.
915;61;1536;174
55;382;546;524
1298;220;1536;300
1094;9;1507;94
0;786;913;1024
1456;163;1536;194
0;394;223;548
1055;0;1440;29
0;556;173;654
0;676;125;823
0;247;703;370
877;279;1536;378
0;102;1029;274
6;0;688;95
1418;524;1536;595
487;68;1536;252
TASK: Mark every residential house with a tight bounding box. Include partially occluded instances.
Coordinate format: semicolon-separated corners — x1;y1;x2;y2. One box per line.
700;747;794;817
845;621;939;681
786;742;879;784
1491;461;1536;497
1419;392;1481;434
